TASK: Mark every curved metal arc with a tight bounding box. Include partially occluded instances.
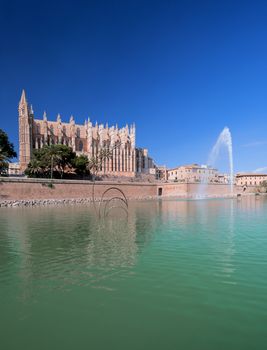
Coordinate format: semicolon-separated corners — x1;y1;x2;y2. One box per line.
103;196;128;217
99;187;128;218
90;142;127;219
100;187;128;204
105;205;129;217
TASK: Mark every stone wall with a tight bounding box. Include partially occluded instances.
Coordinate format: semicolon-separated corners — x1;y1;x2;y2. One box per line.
0;178;259;207
156;183;188;197
157;182;256;198
0;178;156;202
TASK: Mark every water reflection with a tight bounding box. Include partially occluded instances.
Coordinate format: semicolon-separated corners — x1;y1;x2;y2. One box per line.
1;198;267;350
236;194;266;213
0;204;161;297
1;197;267;296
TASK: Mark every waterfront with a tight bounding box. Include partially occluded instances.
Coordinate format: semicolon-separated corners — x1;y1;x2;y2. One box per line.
0;197;267;349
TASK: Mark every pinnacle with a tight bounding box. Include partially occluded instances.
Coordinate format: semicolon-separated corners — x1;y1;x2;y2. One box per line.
19;89;27;105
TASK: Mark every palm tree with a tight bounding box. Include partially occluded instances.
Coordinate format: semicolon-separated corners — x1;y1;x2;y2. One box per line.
42;144;74;179
25;159;42;177
88;156;99;178
39;145;61;179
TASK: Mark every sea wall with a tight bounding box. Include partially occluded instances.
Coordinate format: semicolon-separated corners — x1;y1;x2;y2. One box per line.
0;177;259;207
158;183;245;197
0;178;156;202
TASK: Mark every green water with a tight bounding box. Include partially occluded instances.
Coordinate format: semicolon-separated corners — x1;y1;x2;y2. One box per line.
0;197;267;350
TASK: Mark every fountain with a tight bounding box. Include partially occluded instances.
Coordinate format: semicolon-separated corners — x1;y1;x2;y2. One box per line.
207;126;234;195
197;127;234;198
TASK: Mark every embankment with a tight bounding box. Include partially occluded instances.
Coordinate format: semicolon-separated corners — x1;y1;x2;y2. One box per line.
0;177;257;207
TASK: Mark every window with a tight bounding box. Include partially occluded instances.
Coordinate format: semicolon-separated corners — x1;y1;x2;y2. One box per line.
79;140;83;152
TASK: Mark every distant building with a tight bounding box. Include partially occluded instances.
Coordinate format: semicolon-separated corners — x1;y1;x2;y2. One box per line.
155;165;168;181
217;173;231;184
8;162;21;176
18;90;154;176
235;173;267;187
167;164;218;183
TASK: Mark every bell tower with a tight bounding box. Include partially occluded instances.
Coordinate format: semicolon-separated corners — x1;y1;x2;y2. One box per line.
18;90;33;171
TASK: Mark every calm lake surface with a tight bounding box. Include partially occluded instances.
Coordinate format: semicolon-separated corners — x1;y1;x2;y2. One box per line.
0;197;267;349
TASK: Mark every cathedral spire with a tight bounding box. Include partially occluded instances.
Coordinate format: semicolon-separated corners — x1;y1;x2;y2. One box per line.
19;89;27;106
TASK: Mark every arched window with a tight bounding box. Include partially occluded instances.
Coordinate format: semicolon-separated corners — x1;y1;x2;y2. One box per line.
79;140;83;151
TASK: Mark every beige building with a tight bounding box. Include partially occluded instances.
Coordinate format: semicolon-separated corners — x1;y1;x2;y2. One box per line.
155;165;168;181
235;173;267;187
167;164;219;183
18;90;154;176
217;173;231;184
8;162;21;176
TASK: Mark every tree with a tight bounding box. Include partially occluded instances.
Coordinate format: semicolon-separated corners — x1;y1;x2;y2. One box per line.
87;148;113;177
88;156;98;177
0;129;17;159
24;158;43;178
0;129;17;175
25;144;76;178
73;154;90;177
24;144;115;179
44;144;76;178
0;152;8;175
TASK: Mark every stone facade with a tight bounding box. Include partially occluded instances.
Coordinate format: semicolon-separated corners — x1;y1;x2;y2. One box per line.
18;90;154;175
155;165;168;180
235;173;267;187
167;164;219;183
8;162;21;176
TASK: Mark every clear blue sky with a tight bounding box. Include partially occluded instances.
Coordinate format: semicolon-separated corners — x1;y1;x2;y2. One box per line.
1;0;267;172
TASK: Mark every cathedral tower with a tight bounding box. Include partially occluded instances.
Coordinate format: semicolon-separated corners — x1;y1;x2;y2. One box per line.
18;90;33;171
